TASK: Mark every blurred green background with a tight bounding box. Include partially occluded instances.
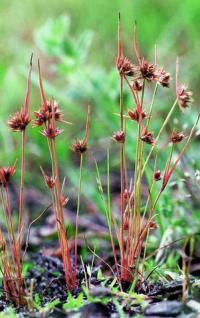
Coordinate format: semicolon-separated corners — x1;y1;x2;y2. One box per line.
0;0;200;238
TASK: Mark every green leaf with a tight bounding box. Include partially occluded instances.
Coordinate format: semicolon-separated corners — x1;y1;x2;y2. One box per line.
35;15;70;56
63;293;84;311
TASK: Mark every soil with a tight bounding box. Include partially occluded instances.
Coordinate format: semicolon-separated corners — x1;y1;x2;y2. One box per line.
0;253;199;318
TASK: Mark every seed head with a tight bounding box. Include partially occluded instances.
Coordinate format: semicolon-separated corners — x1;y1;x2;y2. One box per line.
132;80;143;91
71;139;88;153
128;108;146;123
154;170;162;181
171;131;185;144
140;128;154;144
0;165;16;187
40;166;56;189
8;112;31;132
72;106;90;154
34;100;63;126
113;131;125;143
34;108;49;126
177;85;193;109
140;60;156;81
148;220;157;229
176;58;193;110
42;126;62;139
155;68;171;88
47;100;63;121
45;176;55;188
117;57;139;77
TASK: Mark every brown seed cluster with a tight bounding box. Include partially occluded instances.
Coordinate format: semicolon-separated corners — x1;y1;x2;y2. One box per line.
171;131;185;144
113;131;125;143
42;126;63;139
45;176;55;189
34;100;63;126
71;106;90;154
34;98;64;140
154;170;162;181
177;85;193;109
0;166;16;187
117;57;140;77
128;108;146;123
8;112;31;132
140;128;154;145
140;60;156;82
132;80;143;91
40;167;55;189
117;55;171;88
154;68;171;88
71;139;88;153
34;60;68;142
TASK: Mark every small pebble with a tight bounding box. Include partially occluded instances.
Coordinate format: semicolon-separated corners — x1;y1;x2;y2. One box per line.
145;300;183;316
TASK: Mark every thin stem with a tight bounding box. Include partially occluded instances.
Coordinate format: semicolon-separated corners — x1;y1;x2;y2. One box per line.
119;74;125;273
22;204;52;261
142;98;178;176
4;187;18;264
182;238;188;304
106;149;121;283
18;130;26;248
73;153;83;287
130;80;145;266
0;189;16;267
146;83;158;129
120;75;124;131
124;76;138;105
140;79;145;107
153;144;174;210
50;138;72;289
133;22;141;65
125;98;178;219
2;187;24;303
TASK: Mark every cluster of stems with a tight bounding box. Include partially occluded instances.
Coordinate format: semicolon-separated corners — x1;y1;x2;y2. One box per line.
0;55;33;306
0;56;89;304
37;61;74;290
109;16;199;286
37;62;87;291
37;61;90;290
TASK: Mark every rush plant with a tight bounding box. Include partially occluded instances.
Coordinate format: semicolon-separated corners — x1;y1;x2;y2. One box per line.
34;61;90;290
104;15;199;287
34;61;73;290
0;56;88;304
0;55;33;306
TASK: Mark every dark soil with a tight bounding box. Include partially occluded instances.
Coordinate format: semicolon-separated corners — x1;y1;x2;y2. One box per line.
0;253;199;317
